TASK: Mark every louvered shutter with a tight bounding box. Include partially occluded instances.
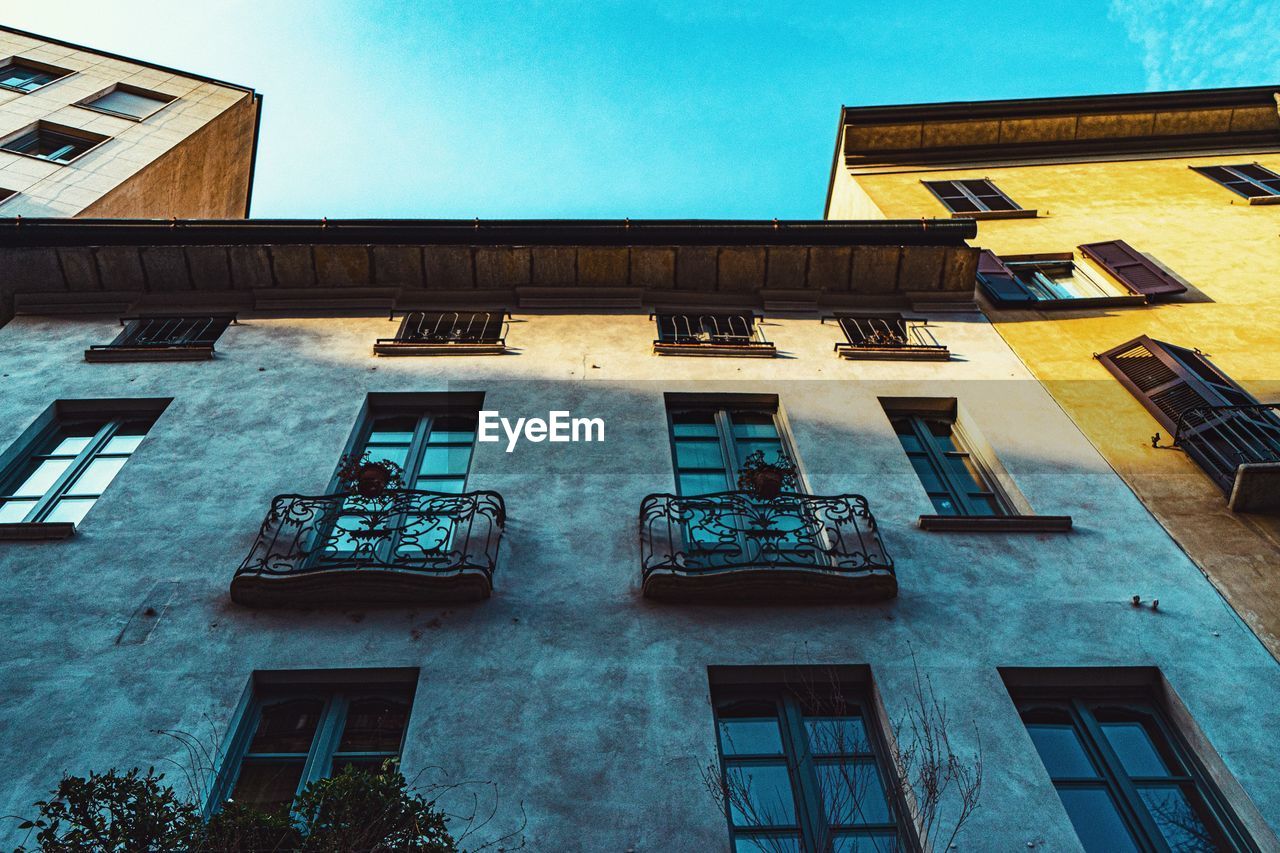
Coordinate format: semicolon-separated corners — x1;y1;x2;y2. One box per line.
1096;336;1229;432
1078;240;1186;298
975;250;1035;304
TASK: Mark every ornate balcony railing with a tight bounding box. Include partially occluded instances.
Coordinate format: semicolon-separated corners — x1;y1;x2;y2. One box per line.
639;491;895;602
1174;403;1280;512
231;489;505;607
652;312;776;357
827;315;949;361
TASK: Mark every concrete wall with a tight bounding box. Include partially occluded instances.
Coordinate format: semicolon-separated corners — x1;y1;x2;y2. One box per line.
840;153;1280;661
1;309;1277;850
0;29;256;217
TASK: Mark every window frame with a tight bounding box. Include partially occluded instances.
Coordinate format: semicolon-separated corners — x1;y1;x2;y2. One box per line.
0;410;158;529
74;82;177;122
1191;163;1280;204
665;397;803;497
711;681;909;852
978;251;1147;309
0;57;73;94
922;178;1036;219
1016;692;1258;852
208;674;417;816
884;407;1008;519
0;121;110;166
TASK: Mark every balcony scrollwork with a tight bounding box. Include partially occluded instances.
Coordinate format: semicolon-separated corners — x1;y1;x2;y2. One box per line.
639;491;895;602
231;489;505;607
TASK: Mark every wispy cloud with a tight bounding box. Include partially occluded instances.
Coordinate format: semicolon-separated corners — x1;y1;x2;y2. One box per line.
1110;0;1280;89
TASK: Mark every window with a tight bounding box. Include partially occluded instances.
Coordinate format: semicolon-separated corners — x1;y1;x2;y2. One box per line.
1017;696;1253;852
213;678;415;815
712;680;904;852
978;242;1184;307
346;402;479;495
923;178;1033;218
1097;336;1280;511
883;403;1003;518
827;314;948;361
0;122;107;165
86;315;231;362
78;83;176;120
0;406;163;530
0;187;16;205
1192;163;1280;202
0;58;71;93
374;310;509;355
668;400;794;497
653;312;775;357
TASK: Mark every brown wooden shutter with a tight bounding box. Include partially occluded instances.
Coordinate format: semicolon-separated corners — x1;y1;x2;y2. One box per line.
1096;335;1237;431
975;250;1034;304
1078;240;1186;298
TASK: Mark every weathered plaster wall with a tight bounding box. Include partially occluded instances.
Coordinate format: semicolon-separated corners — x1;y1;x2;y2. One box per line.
0;310;1277;850
843;153;1280;660
0;29;256;218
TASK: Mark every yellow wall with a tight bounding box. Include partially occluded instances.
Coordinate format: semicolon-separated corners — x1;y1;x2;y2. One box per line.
836;153;1280;655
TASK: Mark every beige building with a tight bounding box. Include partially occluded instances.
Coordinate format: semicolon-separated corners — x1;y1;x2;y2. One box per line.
0;25;259;219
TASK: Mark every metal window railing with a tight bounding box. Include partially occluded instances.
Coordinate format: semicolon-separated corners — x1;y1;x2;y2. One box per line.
91;316;230;351
827;315;946;356
653;313;772;350
639;491;893;579
376;311;509;349
1174;403;1280;495
235;489;506;581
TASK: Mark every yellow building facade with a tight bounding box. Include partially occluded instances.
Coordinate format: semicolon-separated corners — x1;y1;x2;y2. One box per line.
827;86;1280;656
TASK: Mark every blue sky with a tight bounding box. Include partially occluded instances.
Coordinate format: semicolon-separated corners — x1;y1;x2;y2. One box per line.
8;1;1279;218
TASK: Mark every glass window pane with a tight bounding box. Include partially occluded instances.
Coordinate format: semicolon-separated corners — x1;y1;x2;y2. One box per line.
65;457;127;497
416;476;466;494
719;718;785;756
249;698;324;754
10;458;71;498
89;89;167;118
50;435;94;456
0;499;37;523
427;415;477;442
364;444;409;470
805;717;871;755
675;440;727;471
1137;786;1217;852
229;759;304;813
725;763;797;827
833;833;900;853
730;413;779;438
905;455;947;496
930;495;959;515
102;435;144;455
947;455;990;492
671;412;718;437
735;440;784;462
818;760;890;826
1027;724;1098;778
44;498;95;525
338;697;409;753
1057;787;1141;853
1100;722;1170;778
735;836;802;853
419;445;472;477
679;472;729;496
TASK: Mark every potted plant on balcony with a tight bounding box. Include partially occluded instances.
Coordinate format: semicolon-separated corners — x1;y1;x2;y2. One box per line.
336;453;407;498
736;450;798;500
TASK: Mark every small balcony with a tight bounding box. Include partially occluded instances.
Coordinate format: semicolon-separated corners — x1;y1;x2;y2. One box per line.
1176;403;1280;513
639;491;895;603
374;310;510;356
652;312;776;358
231;490;505;607
827;314;949;361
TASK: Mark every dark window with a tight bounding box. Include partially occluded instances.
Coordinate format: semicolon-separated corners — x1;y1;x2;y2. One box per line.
0;187;15;205
885;405;1004;517
215;683;414;815
375;310;509;354
978;245;1183;307
1192;163;1280;200
1097;336;1280;500
1;122;107;164
1017;696;1253;852
79;84;175;120
923;178;1022;215
668;402;793;497
0;411;160;527
712;683;904;852
654;313;774;356
87;316;231;360
830;314;948;359
0;59;69;93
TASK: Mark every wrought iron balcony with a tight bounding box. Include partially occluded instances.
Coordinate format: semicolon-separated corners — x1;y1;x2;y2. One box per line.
374;310;509;356
639;491;895;602
652;312;776;357
231;489;505;607
1174;403;1280;512
85;315;232;362
826;314;949;361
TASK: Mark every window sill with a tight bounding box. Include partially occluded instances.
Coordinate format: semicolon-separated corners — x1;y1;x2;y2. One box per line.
84;346;215;362
653;342;777;358
1247;195;1280;206
373;341;509;357
836;344;950;361
952;209;1038;221
918;514;1072;533
0;522;76;541
985;293;1147;310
